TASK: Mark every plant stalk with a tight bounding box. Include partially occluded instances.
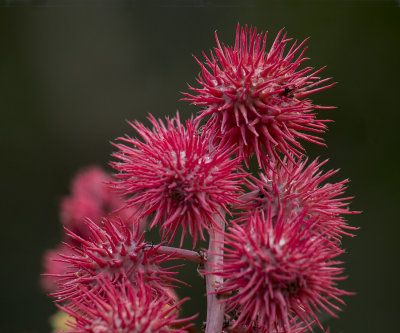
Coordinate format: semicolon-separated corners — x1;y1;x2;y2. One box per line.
205;212;225;333
156;245;204;264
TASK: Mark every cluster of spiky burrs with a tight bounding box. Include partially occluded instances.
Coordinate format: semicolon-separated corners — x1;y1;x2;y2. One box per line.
41;24;358;333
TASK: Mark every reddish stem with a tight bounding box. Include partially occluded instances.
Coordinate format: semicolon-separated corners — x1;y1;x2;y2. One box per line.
205;213;225;333
156;245;204;264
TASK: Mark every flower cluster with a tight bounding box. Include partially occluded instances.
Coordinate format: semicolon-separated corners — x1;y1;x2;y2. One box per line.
236;157;358;241
42;24;357;333
111;114;244;247
210;208;350;331
58;277;194;333
183;25;334;167
52;218;180;302
60;166;136;239
41;167;136;293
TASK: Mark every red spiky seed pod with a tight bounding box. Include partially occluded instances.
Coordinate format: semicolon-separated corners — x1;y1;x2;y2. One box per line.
59;276;195;333
111;113;244;246
208;209;351;332
236;156;358;240
183;24;334;167
51;218;180;302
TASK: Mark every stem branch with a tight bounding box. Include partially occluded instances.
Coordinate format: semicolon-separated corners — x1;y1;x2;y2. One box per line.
156;245;204;264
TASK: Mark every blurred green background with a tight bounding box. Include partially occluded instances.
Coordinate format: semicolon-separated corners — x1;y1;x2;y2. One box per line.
0;1;399;332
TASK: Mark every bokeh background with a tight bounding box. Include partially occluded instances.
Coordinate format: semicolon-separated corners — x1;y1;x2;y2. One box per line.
1;1;399;332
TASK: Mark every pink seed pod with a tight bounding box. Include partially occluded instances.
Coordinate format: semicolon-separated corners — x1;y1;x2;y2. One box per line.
41;245;75;293
207;208;351;332
51;218;181;302
183;24;334;167
60;166;137;244
111;113;244;247
236;156;358;240
59;276;196;333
